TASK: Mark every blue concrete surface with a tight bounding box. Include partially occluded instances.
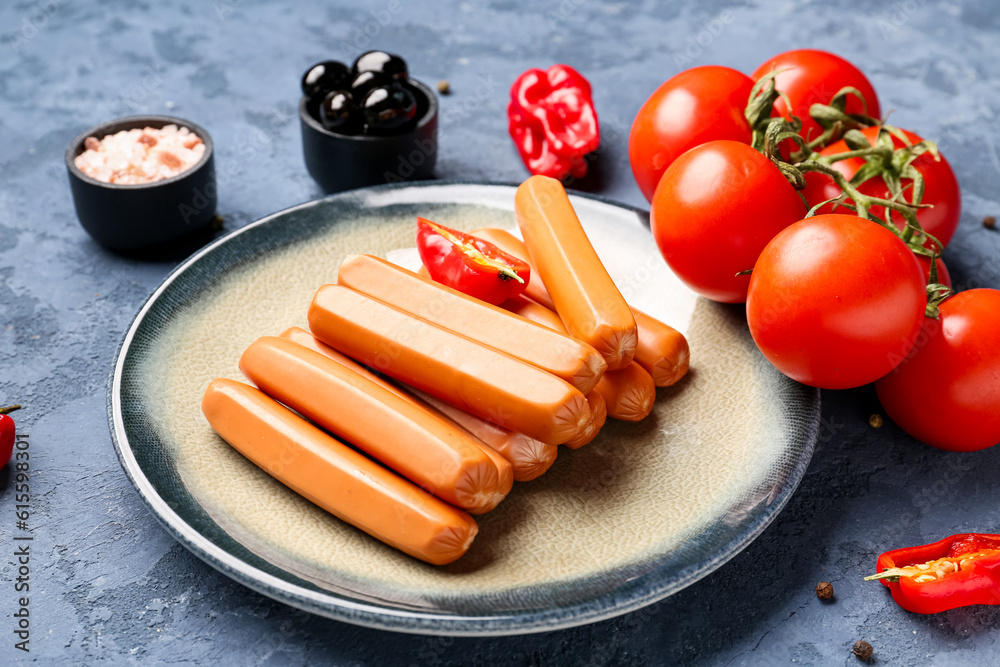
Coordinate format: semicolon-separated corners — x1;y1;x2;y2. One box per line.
1;0;999;663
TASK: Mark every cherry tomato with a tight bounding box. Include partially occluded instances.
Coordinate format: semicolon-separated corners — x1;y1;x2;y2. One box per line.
751;50;880;146
746;214;926;390
802;127;961;248
876;289;1000;452
650;140;805;303
629;66;754;202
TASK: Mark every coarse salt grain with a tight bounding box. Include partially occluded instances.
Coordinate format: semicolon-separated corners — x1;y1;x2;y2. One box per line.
74;124;205;185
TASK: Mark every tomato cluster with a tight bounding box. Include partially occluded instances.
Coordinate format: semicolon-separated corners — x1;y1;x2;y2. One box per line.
631;49;998;452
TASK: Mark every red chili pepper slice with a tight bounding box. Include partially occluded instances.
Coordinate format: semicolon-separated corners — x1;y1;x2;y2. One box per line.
507;64;599;181
865;533;1000;614
415;218;531;305
0;404;22;470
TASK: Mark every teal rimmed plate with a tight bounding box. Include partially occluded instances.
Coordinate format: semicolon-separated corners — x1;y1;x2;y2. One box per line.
109;181;818;636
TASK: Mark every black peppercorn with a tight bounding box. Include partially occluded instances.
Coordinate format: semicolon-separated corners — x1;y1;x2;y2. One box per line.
853;640;873;661
816;581;834;600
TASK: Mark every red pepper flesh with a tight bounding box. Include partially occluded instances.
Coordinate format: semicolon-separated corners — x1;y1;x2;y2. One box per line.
508;64;599;181
866;533;1000;614
415;218;531;305
0;404;22;470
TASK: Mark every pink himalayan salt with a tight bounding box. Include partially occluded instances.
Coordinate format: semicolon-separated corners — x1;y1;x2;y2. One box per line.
74;124;205;185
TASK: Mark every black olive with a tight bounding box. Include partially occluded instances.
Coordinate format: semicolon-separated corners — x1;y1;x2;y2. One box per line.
362;84;417;132
353;50;408;81
350;70;392;98
301;60;351;99
319;90;356;132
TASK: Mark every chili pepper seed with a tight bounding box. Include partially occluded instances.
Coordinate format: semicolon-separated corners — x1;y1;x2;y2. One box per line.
437;80;451;95
869;414;883;428
984;215;996;230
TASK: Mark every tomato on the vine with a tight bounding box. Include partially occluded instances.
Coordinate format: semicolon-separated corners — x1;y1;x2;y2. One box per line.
629;66;754;202
802;126;961;248
650;140;805;303
751;49;880;146
746;214;926;390
876;289;1000;452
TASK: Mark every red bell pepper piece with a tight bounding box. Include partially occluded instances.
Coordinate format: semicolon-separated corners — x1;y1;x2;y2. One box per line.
0;404;22;470
865;533;1000;614
507;64;599;181
415;218;531;305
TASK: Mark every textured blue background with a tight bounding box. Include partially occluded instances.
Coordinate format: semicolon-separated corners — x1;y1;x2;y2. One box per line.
2;0;999;664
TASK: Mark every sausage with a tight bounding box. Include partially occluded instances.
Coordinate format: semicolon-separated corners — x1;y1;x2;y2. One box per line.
461;427;515;494
337;254;606;395
279;326;411;402
472;228;557;310
501;292;568;334
593;362;656;422
514;176;637;370
587;390;608;434
472;228;690;386
277;327;515;496
496;291;606;447
410;387;558;482
240;336;508;514
308;284;591;445
564;390;607;449
501;294;566;333
201;378;478;565
278;326;373;378
631;313;690;387
490;298;606;449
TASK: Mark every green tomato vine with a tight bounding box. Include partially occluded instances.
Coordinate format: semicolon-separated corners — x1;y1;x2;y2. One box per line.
744;73;952;318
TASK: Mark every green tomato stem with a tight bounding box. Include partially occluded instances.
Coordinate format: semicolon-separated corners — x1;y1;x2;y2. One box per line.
813;145;894;166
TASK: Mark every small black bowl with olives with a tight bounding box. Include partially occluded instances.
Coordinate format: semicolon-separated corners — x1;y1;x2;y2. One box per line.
299;51;437;193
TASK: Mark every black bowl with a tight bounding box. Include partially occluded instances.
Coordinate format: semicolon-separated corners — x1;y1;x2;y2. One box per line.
299;78;438;193
66;116;217;252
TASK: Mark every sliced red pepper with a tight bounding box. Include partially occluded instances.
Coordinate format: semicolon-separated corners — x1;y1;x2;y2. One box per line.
415;218;531;305
507;64;599;181
865;533;1000;614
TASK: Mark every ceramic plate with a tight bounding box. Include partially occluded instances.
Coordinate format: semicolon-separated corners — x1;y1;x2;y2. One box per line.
109;181;819;636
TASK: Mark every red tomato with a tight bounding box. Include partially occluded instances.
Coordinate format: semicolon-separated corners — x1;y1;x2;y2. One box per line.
752;50;880;146
876;289;1000;452
650;140;805;303
802;127;961;248
746;214;926;390
629;66;754;202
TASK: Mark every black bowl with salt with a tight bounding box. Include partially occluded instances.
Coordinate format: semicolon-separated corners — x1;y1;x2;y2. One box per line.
66;115;217;253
